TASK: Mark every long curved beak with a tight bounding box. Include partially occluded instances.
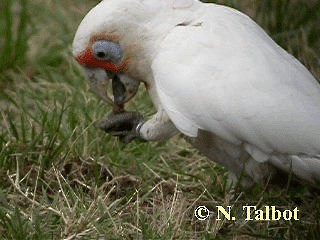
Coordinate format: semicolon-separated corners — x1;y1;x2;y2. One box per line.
83;68;140;112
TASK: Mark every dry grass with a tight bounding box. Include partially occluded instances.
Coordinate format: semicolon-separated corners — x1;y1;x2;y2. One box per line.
0;0;320;239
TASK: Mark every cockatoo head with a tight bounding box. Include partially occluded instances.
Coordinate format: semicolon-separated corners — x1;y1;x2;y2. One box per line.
72;0;141;108
72;0;160;108
73;0;197;108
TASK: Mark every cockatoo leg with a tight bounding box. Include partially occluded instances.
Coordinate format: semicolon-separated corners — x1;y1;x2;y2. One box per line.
98;107;178;143
188;130;276;188
139;107;179;141
227;171;255;189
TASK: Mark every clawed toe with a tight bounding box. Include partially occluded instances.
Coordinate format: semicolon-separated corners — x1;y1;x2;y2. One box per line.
97;111;144;143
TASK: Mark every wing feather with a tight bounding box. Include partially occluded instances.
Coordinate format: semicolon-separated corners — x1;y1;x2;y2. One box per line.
152;4;320;155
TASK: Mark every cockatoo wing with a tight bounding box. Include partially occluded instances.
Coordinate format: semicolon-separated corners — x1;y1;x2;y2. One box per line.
152;4;320;156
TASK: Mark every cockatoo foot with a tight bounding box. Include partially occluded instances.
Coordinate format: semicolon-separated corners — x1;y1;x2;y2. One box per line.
97;111;145;143
227;171;255;189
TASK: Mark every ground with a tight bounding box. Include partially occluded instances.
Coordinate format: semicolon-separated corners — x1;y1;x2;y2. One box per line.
0;0;320;239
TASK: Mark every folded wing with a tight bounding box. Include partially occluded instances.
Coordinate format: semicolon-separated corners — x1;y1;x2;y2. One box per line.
152;4;320;156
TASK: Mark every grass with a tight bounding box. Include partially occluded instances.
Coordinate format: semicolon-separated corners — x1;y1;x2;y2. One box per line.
0;0;319;239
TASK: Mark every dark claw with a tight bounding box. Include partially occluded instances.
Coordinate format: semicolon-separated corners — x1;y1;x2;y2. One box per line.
97;111;143;132
100;73;143;143
119;132;139;144
97;111;144;143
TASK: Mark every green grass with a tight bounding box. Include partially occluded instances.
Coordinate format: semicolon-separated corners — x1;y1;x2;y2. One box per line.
0;0;319;239
0;0;32;73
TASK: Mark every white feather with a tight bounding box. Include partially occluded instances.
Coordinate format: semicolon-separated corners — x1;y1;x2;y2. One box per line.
168;0;195;9
152;4;320;155
151;3;320;183
73;0;320;184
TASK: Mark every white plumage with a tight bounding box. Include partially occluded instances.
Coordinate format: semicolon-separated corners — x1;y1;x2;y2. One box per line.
73;0;320;186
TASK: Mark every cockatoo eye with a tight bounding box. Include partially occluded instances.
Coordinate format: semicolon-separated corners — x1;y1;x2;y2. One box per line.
92;40;123;63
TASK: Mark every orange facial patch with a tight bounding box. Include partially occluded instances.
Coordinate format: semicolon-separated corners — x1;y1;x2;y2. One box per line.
76;48;128;73
75;34;129;73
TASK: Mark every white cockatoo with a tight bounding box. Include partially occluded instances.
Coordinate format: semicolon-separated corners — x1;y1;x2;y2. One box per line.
73;0;320;186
